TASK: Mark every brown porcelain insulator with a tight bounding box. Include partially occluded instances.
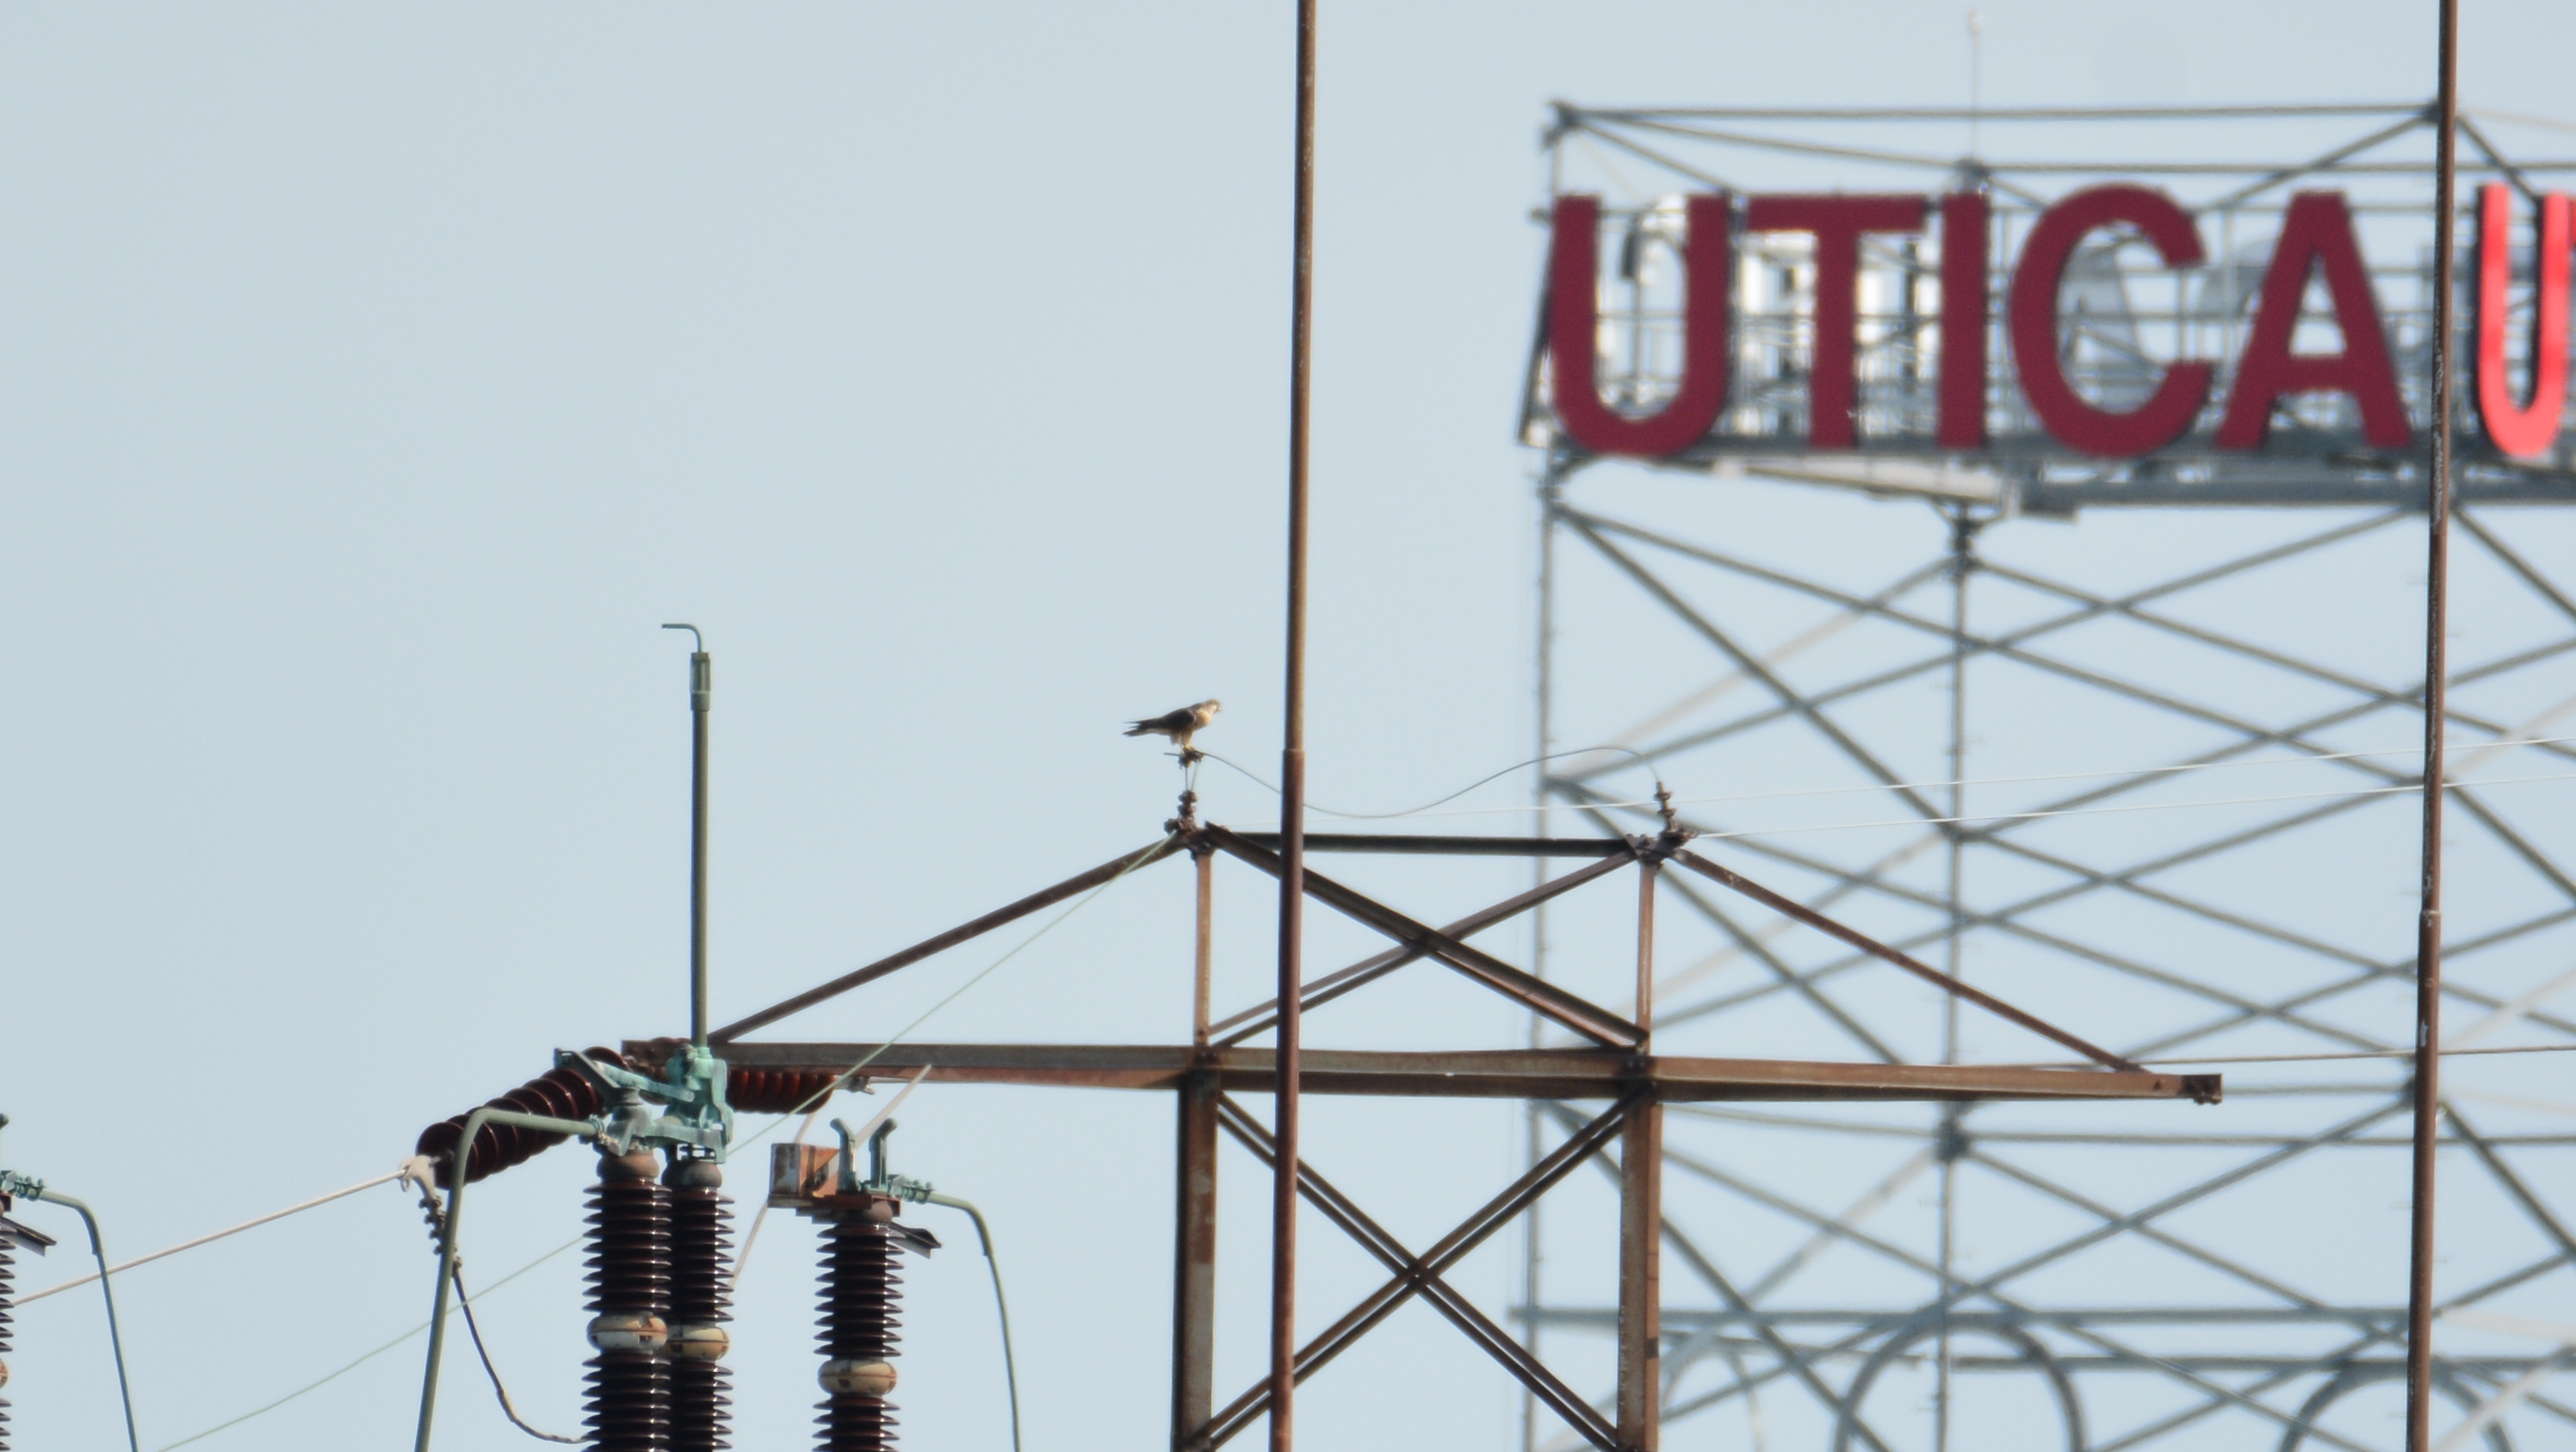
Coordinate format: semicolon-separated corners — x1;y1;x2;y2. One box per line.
814;1211;902;1452
665;1157;734;1452
586;1146;672;1452
413;1050;630;1188
724;1068;848;1115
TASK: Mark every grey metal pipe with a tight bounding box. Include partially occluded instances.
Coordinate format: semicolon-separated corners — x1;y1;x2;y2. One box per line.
664;624;712;1050
922;1191;1022;1452
29;1190;139;1452
411;1106;599;1452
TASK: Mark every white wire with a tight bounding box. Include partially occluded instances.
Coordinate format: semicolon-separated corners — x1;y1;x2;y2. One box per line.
2010;1043;2576;1070
1222;734;2576;828
721;833;1175;1290
146;1233;581;1452
1663;770;2576;844
1236;767;2576;839
22;1171;402;1304
729;1064;933;1293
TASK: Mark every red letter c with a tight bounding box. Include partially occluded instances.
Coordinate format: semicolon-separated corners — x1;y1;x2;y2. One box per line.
2009;185;2214;458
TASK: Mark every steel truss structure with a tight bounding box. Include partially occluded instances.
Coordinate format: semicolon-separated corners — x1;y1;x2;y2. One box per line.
1519;102;2576;1452
683;816;2215;1452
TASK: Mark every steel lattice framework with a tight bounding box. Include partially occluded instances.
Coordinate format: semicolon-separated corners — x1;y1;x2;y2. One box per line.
1517;102;2576;1452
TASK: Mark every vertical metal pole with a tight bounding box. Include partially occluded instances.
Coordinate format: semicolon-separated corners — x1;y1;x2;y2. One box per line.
1634;859;1658;1038
665;624;713;1050
1194;842;1216;1049
1178;819;1218;1445
689;654;710;1048
1615;1092;1663;1452
1935;508;1972;1452
1173;1072;1219;1448
1616;866;1661;1451
2408;14;2462;1452
1523;476;1562;1452
1966;10;1984;161
1271;1;1318;1447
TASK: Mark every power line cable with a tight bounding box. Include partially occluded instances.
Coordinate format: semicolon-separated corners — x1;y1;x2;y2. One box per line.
1656;771;2576;843
1198;746;1661;820
19;1192;142;1452
1243;769;2576;837
730;1065;932;1294
149;1235;580;1452
923;1192;1022;1452
2017;1042;2576;1070
729;828;1173;1163
1213;734;2576;827
451;1263;578;1443
22;1172;400;1304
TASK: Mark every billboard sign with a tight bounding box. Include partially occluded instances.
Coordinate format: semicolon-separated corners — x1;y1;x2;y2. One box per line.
1535;178;2566;468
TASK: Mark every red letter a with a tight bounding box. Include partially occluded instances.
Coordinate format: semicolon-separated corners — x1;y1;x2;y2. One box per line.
1548;195;1731;458
2215;191;2413;450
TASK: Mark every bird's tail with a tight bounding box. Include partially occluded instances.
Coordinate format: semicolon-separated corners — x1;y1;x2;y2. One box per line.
1124;723;1152;736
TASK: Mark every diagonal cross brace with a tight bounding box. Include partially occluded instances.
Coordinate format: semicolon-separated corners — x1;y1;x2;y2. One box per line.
712;837;1186;1041
1668;848;2139;1071
1209;849;1642;1046
1211;1095;1620;1450
1184;1095;1636;1450
1204;825;1646;1050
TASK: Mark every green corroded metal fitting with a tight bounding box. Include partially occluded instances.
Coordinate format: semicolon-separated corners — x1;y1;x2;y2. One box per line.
827;1116;932;1201
560;1045;734;1160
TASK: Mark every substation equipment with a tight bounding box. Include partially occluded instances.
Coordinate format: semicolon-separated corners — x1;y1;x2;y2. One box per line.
1518;102;2576;1452
402;725;2221;1450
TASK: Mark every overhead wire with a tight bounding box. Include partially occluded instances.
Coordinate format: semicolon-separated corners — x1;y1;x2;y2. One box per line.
1197;745;1662;820
729;1064;933;1294
22;1171;402;1304
450;1262;578;1444
1230;766;2576;837
2022;1042;2576;1070
731;828;1176;1157
151;1234;581;1452
9;1192;143;1452
716;828;1174;1368
920;1192;1023;1452
1214;733;2576;828
1650;770;2576;845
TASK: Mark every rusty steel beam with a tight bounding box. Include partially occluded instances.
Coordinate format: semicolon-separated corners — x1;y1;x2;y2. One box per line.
1205;825;1646;1050
1212;1096;1619;1450
1173;1073;1220;1448
1233;832;1636;857
1669;847;2141;1071
1189;1099;1636;1450
690;1042;2220;1105
1619;860;1663;1449
1616;1096;1663;1450
1207;849;1640;1046
709;837;1186;1043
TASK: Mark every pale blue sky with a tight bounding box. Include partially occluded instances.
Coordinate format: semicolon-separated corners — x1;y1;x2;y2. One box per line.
5;4;2572;1449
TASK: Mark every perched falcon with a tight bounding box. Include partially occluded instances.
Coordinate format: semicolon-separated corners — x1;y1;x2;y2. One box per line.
1125;699;1222;755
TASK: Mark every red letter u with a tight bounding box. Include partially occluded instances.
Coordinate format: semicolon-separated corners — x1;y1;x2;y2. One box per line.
1548;194;1731;458
2475;183;2572;460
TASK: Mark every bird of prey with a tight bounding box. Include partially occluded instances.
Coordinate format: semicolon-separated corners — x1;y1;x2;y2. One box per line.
1126;698;1222;759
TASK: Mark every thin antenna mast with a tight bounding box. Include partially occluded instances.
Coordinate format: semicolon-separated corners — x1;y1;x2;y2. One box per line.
1271;0;1319;1448
2406;5;2462;1450
1966;10;1984;159
664;624;712;1049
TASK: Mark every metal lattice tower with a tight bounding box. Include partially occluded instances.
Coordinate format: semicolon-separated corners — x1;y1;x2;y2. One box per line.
1518;102;2576;1452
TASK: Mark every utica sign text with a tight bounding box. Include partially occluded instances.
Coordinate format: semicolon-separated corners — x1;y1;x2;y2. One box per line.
1548;184;2569;462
